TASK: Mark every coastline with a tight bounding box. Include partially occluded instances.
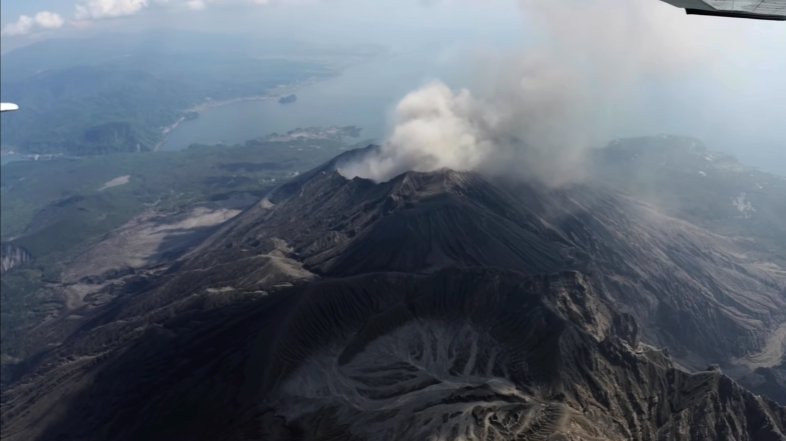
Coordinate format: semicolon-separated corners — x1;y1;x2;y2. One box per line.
7;52;386;157
0;152;66;161
153;75;329;152
153;117;187;152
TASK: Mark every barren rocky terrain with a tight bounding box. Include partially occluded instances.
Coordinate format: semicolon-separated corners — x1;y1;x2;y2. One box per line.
1;137;785;440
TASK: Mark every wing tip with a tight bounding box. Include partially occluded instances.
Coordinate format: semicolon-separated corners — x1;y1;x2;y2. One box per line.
686;8;786;20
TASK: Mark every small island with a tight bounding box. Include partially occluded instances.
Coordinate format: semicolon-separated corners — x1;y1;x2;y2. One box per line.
278;94;297;105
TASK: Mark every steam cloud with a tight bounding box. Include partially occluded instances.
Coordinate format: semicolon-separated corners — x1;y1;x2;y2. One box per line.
341;58;588;186
342;0;718;186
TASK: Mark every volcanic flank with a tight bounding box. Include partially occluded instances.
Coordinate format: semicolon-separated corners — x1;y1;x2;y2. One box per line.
1;141;785;441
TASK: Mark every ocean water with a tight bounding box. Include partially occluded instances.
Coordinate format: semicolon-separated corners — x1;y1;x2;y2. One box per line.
160;47;464;151
1;155;26;167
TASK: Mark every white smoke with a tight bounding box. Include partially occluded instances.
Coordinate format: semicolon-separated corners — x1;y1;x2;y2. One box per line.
341;81;494;182
343;0;734;186
342;58;589;186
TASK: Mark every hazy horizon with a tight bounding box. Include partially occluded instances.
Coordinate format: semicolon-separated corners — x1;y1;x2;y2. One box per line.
2;0;784;175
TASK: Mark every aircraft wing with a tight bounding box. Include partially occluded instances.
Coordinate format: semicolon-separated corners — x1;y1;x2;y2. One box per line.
661;0;786;20
1;103;19;113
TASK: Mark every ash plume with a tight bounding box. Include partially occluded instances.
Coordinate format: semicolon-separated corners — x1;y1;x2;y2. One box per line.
342;0;721;186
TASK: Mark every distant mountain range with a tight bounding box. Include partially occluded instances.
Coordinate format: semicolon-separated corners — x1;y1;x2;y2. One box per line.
0;135;784;440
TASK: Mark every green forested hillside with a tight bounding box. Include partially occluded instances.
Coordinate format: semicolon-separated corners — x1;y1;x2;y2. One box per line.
1;66;193;154
0;127;364;362
0;31;376;155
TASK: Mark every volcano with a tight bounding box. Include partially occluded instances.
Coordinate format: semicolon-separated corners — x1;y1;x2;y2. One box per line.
2;140;785;441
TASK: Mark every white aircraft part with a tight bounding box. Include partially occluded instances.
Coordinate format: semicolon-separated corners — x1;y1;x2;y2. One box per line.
661;0;716;10
661;0;786;18
0;103;19;113
702;0;786;14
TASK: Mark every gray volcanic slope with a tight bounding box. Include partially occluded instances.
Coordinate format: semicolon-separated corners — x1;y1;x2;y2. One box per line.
186;145;786;371
1;142;785;441
4;270;785;441
263;270;785;441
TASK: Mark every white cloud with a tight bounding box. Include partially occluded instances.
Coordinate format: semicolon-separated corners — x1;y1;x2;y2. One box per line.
184;0;321;10
1;11;66;36
2;0;321;35
184;0;229;10
186;0;207;10
35;11;67;29
75;0;150;20
2;16;37;36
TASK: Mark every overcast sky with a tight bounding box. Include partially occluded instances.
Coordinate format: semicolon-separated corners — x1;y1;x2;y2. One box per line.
1;0;784;172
